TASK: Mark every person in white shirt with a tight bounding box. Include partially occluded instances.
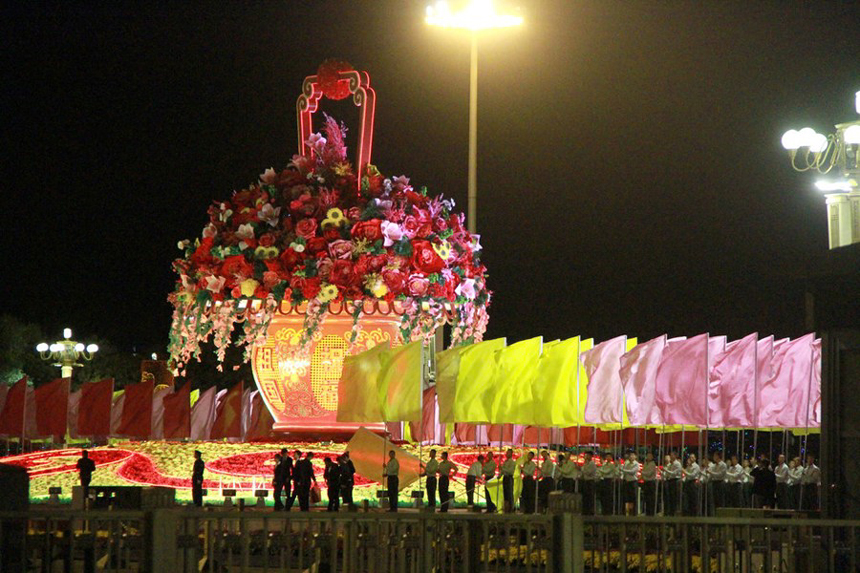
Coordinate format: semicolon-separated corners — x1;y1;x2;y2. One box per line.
801;453;821;511
500;448;517;513
383;450;400;512
682;454;701;516
641;452;658;516
597;453;619;515
559;452;579;494
742;458;754;508
580;452;597;515
662;452;682;516
708;452;728;511
520;451;537;514
437;452;455;513
423;449;439;510
726;455;744;508
774;454;790;510
465;454;483;507
620;452;641;516
538;450;556;513
787;457;802;510
482;453;498;513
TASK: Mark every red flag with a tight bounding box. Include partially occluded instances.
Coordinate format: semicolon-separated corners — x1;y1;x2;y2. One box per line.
407;387;436;442
245;391;275;441
211;382;243;439
454;423;476;444
118;379;153;438
78;379;114;436
0;377;27;436
162;382;191;439
35;378;70;440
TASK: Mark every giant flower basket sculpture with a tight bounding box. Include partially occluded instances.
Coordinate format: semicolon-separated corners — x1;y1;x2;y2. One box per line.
168;61;490;433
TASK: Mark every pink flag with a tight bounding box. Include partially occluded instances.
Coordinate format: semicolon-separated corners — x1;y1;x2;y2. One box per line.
758;333;815;427
150;386;171;439
582;335;627;424
110;391;125;437
190;386;217;440
654;333;709;426
709;336;727;370
620;335;667;426
709;333;757;428
67;390;81;438
809;339;821;428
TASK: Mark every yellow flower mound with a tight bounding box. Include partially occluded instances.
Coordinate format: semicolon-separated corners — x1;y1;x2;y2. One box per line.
321;208;346;229
240;279;259;297
317;283;339;303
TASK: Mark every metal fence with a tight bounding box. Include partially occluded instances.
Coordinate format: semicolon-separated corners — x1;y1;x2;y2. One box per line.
3;509;860;573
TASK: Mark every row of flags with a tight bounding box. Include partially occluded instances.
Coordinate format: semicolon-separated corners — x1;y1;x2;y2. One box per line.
0;378;276;441
338;333;821;430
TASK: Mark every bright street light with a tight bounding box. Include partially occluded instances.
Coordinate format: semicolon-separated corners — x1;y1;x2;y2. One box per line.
426;0;523;234
36;328;99;378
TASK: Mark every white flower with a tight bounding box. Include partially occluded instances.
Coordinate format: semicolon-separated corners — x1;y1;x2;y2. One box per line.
205;276;226;293
260;167;277;185
202;223;217;238
236;223;255;240
257;203;281;227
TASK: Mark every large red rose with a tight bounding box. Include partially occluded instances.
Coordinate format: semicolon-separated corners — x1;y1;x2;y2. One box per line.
411;240;444;274
301;277;321;299
328;239;353;260
307;237;328;253
220;255;254;279
350;219;383;243
407;274;430;297
295;218;318;240
189;237;215;266
330;260;356;288
279;248;303;271
382;269;406;295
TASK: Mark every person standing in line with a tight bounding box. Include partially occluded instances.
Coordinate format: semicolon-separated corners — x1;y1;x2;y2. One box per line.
279;448;293;512
296;452;316;512
482;452;498;513
500;448;516;513
682;454;701;516
751;457;776;509
383;450;400;512
774;454;790;510
466;455;483;508
520;451;538;514
324;457;341;512
555;453;566;491
286;449;302;511
190;450;204;508
559;452;579;494
597;453;618;515
662;452;682;516
272;453;285;510
424;449;439;510
708;452;728;511
726;455;744;508
438;451;455;513
800;454;821;511
581;452;598;515
339;452;356;510
742;458;754;508
787;457;803;510
700;459;712;516
77;450;96;505
620;452;641;516
641;452;657;516
538;450;557;512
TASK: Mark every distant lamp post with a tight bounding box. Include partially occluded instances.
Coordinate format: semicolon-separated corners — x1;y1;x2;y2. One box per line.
425;0;523;234
36;328;98;378
781;90;860;249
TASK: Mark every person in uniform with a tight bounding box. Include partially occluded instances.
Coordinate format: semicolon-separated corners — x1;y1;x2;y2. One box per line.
272;453;285;510
482;452;498;513
279;448;294;511
538;450;557;512
323;457;341;512
641;452;657;516
77;449;96;504
787;456;802;510
559;452;579;494
581;452;598;515
742;458;754;508
662;452;682;516
438;451;455;512
800;454;820;511
597;453;618;515
339;452;356;510
286;449;302;510
296;452;316;512
424;449;439;510
500;448;516;512
700;459;712;516
520;451;537;514
620;452;641;515
191;450;204;507
682;454;701;516
466;455;484;508
383;450;400;512
708;452;727;511
726;455;744;508
774;454;790;510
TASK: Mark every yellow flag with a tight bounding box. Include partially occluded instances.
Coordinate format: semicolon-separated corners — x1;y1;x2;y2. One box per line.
488;337;543;424
378;340;423;422
574;338;594;425
336;342;390;422
533;337;580;427
436;345;469;423
454;338;506;423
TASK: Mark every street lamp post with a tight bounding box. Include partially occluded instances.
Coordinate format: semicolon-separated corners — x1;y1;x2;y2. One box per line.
36;328;99;378
781;90;860;249
426;0;523;234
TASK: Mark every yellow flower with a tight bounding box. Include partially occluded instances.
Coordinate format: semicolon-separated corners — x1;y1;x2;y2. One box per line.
317;283;339;303
433;240;452;261
321;208;346;229
254;246;279;259
353;237;371;254
240;279;259;297
333;163;352;177
364;273;388;298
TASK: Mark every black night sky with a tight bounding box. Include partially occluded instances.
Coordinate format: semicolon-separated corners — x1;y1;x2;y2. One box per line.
2;1;859;355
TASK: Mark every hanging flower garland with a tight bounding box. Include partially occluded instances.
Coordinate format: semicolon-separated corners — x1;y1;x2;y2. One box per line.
168;115;490;371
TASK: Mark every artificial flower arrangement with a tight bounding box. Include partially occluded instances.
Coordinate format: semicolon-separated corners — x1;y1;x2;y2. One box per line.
168;115;489;371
